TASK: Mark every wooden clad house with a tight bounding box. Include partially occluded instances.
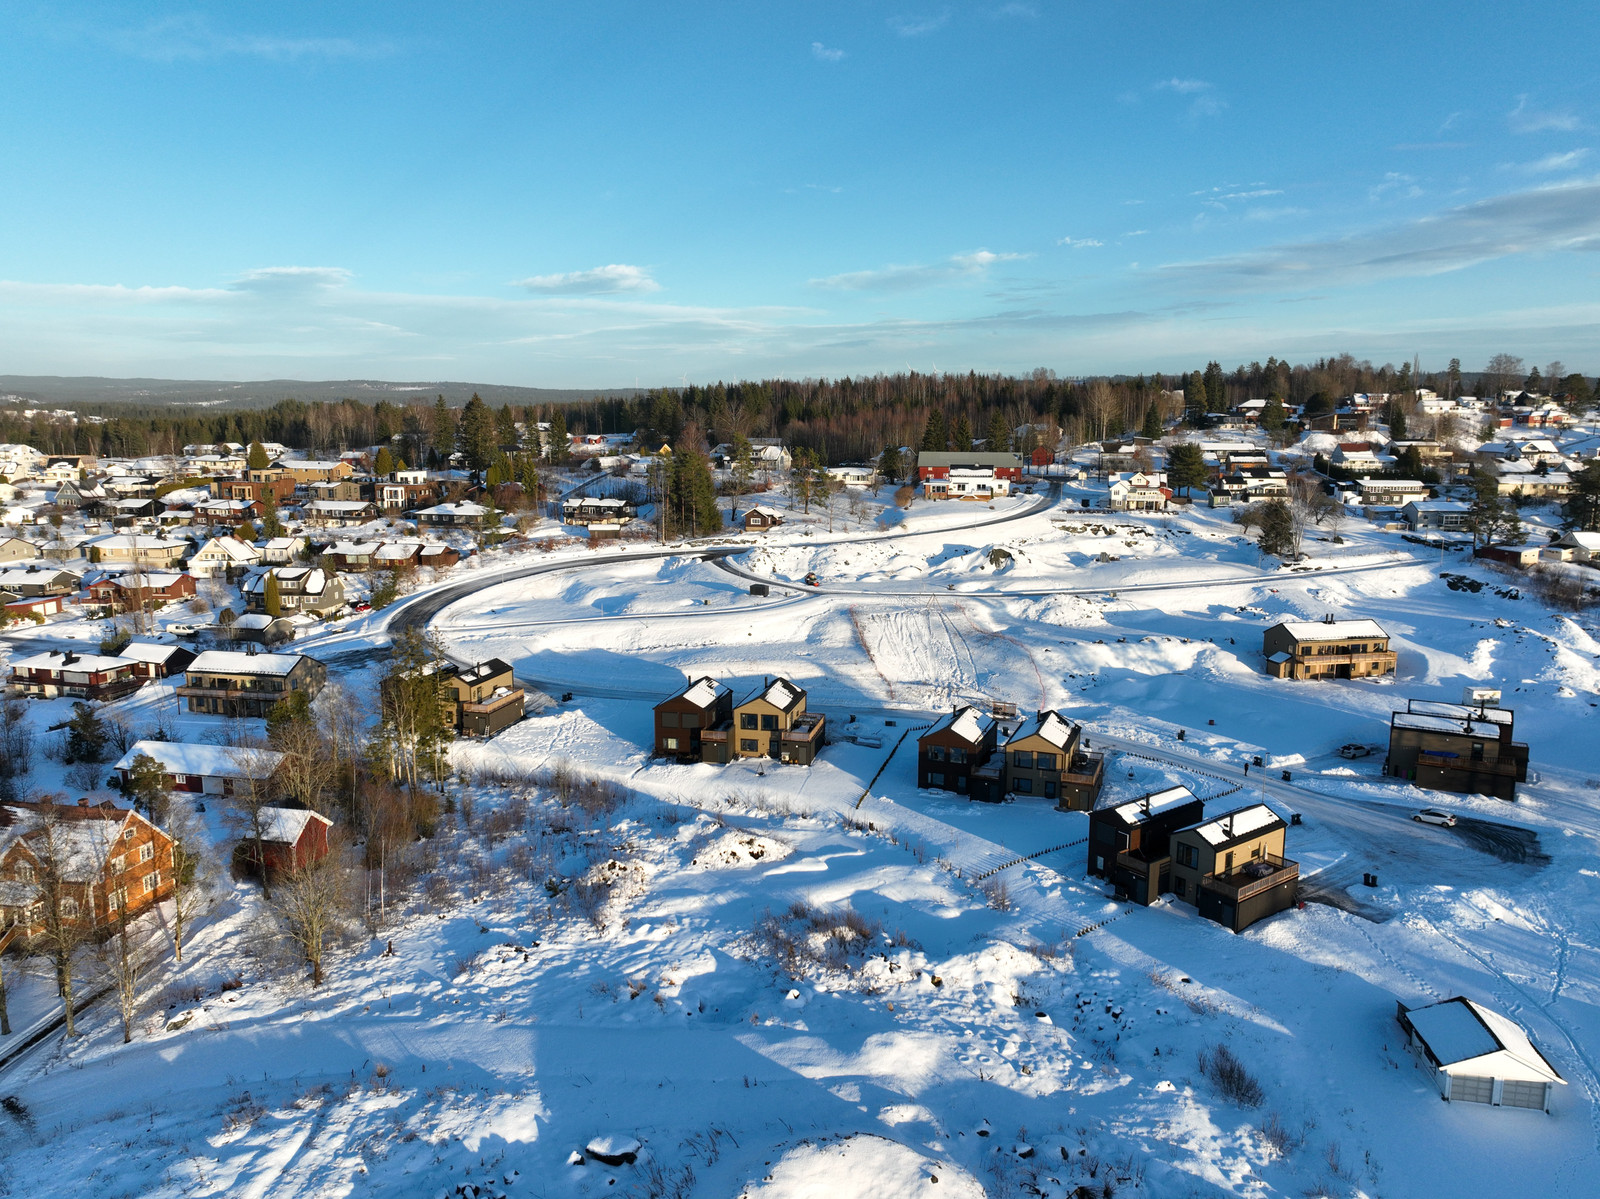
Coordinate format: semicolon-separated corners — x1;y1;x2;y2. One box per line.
0;799;175;939
115;642;196;680
8;650;143;701
1086;785;1206;904
917;705;998;795
114;740;285;795
1262;618;1397;680
436;659;525;737
653;676;733;761
245;806;334;875
178;651;327;717
1000;710;1105;810
1169;804;1298;932
742;505;785;532
702;677;824;765
1386;698;1528;801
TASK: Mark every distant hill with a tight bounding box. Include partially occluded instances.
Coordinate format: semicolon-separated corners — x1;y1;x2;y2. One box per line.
0;375;642;411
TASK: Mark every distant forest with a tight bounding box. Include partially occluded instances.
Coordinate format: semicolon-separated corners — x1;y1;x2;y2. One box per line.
3;354;1591;466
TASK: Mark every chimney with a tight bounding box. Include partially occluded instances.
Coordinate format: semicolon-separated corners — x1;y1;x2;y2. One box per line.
77;798;89;806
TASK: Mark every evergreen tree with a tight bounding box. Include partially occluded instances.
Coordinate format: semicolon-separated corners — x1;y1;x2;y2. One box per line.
1141;405;1163;440
1525;366;1543;393
1466;470;1518;547
431;396;455;463
495;404;519;448
1386;402;1408;441
1257;499;1297;558
1445;357;1463;400
920;409;949;453
665;444;721;537
952;414;972;453
547;409;570;463
259;487;285;540
518;455;542;505
729;434;754;518
373;445;394;477
1260;396;1287;435
1203;361;1227;413
456;394;498;480
1563;460;1600;532
789;448;821;513
122;752;169;822
880;444;904;483
985;411;1011;453
1184;370;1207;421
263;572;283;617
247;441;270;471
65;703;108;764
1166;442;1208;496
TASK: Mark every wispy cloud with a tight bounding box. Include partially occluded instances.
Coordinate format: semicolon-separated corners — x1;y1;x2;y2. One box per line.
888;10;951;37
231;266;353;293
1157;78;1211;95
1161;178;1600;291
1154;78;1225;118
1505;149;1591;174
88;14;393;62
1369;172;1423;202
1508;95;1581;134
1243;206;1309;222
810;250;1028;291
811;41;846;62
1391;141;1470;151
1057;237;1103;248
513;265;660;295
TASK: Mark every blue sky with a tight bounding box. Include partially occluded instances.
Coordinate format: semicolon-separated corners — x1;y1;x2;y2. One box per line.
1;1;1597;386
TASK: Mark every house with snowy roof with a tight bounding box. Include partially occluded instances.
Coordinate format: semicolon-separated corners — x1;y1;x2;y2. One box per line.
1543;530;1600;562
1385;698;1528;801
917;705;998;795
1262;617;1397;680
1395;996;1564;1111
1106;470;1169;511
999;710;1105;810
177;650;326;717
741;504;785;532
653;676;733;761
8;649;144;701
700;677;824;766
114;740;285;796
188;535;262;579
1086;785;1207;903
1168;803;1298;932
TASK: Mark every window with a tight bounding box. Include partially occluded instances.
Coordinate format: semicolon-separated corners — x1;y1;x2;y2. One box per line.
123;828;135;841
15;863;32;883
61;897;78;919
681;714;699;730
1013;750;1034;769
1174;877;1187;898
1175;843;1199;869
928;772;945;787
139;843;154;863
1013;777;1032;794
949;748;967;765
661;711;679;727
740;713;757;730
663;736;679;751
1045;781;1057;798
740;738;759;753
926;745;946;762
1224;851;1235;873
760;714;778;731
1035;753;1057;771
143;871;161;892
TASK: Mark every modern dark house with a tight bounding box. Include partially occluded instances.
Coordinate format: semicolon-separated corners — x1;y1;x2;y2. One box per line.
917;705;999;795
1386;698;1529;801
1086;786;1205;904
653;676;733;761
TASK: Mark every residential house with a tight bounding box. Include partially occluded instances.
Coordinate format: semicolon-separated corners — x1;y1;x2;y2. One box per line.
305;479;367;504
749;439;794;475
1107;471;1170;511
322;540;382;571
304;499;378;526
562;497;635;531
177;650;327;717
742;505;785;531
917;705;998;795
186;452;247;475
1495;470;1574;500
1209;466;1288;507
1168;804;1298;932
0;537;40;565
2;593;67;620
1330;443;1387;474
653;676;733;760
0;566;79;596
1402;500;1471;532
1542;530;1600;562
261;536;306;565
1475;543;1546;568
825;464;878;487
376;472;441;513
701;677;824;765
1357;479;1430;507
83;571;196;614
103;476;156;500
212;475;297;505
114;642;197;680
1086;785;1207;903
412;501;495;529
8;650;142;701
1386;698;1528;801
1395;997;1564;1112
84;534;189;566
221;613;298;647
50;478;105;513
242;567;346;617
1262;618;1398;680
998;710;1105;810
916;452;1026;499
0;800;175;939
113;740;285;796
435;659;525;737
248;807;334;875
188;535;261;579
275;459;354;484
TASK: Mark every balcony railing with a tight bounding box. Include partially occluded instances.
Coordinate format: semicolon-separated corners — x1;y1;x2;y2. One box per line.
463;688;524;715
1062;751;1106;787
780;715;825;744
1201;854;1298;903
1417;751;1520;777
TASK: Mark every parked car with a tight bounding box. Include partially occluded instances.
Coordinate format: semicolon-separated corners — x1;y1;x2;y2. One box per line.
353;600;372;611
1338;744;1371;759
1413;808;1457;827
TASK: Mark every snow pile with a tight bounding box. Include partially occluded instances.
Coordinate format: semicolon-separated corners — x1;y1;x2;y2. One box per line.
691;830;792;870
736;1134;982;1199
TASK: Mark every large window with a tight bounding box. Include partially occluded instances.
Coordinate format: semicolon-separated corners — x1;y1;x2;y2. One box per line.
1013;750;1034;769
1013;777;1032;794
740;713;758;730
661;711;679;727
760;715;778;731
1035;753;1057;771
663;736;679;751
739;738;759;753
926;745;946;762
1175;843;1199;868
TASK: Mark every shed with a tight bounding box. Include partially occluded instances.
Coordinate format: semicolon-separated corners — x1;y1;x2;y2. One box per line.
254;806;334;873
1397;997;1565;1112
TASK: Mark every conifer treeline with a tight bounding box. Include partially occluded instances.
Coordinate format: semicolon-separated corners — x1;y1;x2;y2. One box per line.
3;354;1584;466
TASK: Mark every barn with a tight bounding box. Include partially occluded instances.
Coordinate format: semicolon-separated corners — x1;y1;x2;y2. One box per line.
1396;997;1565;1112
256;806;334;873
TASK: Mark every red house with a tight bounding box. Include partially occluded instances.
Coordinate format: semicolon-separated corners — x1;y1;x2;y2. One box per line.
256;806;333;873
915;451;1027;485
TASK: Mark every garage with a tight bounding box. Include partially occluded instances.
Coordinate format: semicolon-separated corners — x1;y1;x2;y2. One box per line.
1396;997;1565;1114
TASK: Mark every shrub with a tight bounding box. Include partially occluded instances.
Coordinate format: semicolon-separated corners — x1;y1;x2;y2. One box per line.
1198;1043;1265;1106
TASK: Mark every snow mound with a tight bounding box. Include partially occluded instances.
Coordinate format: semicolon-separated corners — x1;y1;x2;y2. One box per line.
691;831;792;870
737;1134;982;1198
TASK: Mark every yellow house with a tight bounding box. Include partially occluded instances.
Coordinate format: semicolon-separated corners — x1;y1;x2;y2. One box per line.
705;677;825;765
1168;804;1298;932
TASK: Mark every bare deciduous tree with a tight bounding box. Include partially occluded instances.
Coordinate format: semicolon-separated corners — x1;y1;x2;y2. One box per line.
22;800;101;1037
163;799;214;963
226;746;284;900
101;907;157;1043
274;847;353;987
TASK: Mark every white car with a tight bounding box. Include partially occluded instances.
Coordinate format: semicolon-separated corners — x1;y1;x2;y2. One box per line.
1413;809;1457;827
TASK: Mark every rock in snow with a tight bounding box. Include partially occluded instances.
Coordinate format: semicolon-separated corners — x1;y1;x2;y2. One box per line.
585;1135;641;1166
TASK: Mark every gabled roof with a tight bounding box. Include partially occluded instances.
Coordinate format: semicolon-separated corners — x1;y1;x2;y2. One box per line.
1406;997;1565;1083
1108;785;1197;825
1269;619;1389;642
114;740;284;779
923;704;994;746
188;650;308;677
259;805;334;846
10;650;134;673
738;676;805;713
1178;802;1283;848
1005;710;1078;750
663;676;729;710
115;641;186;666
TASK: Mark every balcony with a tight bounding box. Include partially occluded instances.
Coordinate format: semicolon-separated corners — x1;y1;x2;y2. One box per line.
1201;854;1298;903
780;713;825;744
176;681;288;699
1062;751;1105;789
463;688;524;717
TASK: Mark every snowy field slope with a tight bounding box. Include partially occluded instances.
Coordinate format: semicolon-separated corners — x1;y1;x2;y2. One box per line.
3;487;1598;1198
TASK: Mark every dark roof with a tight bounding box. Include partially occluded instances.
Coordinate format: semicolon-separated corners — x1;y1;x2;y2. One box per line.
457;659;514;686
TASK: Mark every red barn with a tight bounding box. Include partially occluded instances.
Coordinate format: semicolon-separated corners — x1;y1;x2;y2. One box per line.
256;806;333;873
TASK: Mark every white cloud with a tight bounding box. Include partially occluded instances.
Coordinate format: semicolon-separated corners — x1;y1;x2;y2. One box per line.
1508;95;1581;134
1157;78;1211;95
1153;78;1225;118
231;266;353;294
811;41;845;62
513;265;661;295
810;250;1029;291
1507;149;1591;174
888;11;951;37
1161;177;1600;291
91;14;392;62
1057;237;1103;248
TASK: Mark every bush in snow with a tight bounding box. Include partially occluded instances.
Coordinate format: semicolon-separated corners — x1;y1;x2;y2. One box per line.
751;899;883;979
1197;1043;1265;1107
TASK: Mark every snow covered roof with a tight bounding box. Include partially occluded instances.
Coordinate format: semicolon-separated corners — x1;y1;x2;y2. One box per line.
669;676;729;709
305;500;373;512
10;650;133;673
115;641;184;665
114;740;284;779
1556;531;1600;550
1110;785;1197;824
415;501;490;516
746;505;784;519
194;537;260;561
758;677;803;711
1270;619;1389;642
258;805;333;845
1406;997;1565;1083
188;650;306;676
85;533;188;550
1006;710;1077;750
1180;803;1283;847
1403;500;1470;513
327;540;382;555
925;705;994;745
1403;698;1513;725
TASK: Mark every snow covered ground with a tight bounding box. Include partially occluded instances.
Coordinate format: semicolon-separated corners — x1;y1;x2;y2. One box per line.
3;483;1598;1198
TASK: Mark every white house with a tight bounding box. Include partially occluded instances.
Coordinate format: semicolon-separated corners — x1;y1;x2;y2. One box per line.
1396;996;1565;1112
1107;471;1169;511
188;536;261;579
1542;530;1600;562
926;467;1012;500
